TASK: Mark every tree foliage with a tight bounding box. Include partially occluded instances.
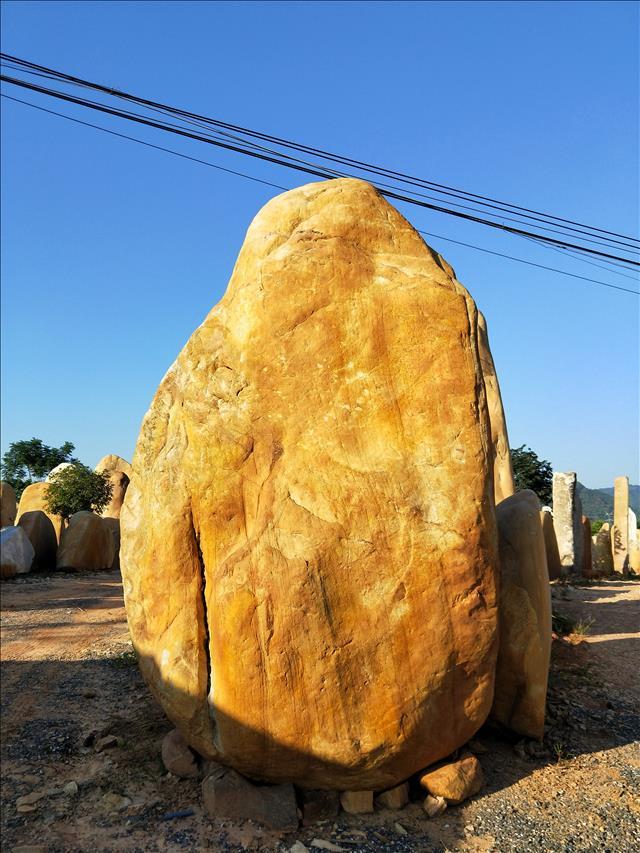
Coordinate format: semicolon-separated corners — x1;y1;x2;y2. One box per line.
44;464;112;520
591;519;605;536
0;437;77;500
510;444;553;507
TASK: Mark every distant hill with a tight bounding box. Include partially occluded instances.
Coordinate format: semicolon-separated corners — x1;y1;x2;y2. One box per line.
576;483;640;521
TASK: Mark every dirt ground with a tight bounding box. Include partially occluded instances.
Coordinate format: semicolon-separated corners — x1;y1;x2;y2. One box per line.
1;572;639;853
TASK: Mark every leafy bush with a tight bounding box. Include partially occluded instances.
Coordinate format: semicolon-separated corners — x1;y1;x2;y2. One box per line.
45;464;112;520
591;519;605;536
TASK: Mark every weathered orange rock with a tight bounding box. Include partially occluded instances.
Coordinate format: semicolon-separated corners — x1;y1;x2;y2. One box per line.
0;481;17;527
95;455;133;479
17;510;58;571
419;752;484;805
540;508;562;581
492;491;551;739
477;312;515;505
56;511;116;571
100;471;130;520
121;178;499;789
16;482;66;543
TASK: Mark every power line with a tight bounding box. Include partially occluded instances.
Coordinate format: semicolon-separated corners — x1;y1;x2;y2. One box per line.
3;92;637;297
2;72;638;268
3;51;638;250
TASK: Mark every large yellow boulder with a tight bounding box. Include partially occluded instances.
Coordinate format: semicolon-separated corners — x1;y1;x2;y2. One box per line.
121;178;499;789
0;481;17;527
18;511;58;571
492;490;551;739
16;482;66;543
56;511;116;571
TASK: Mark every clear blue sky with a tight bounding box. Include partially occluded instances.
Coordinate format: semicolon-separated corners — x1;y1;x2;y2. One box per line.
1;0;638;488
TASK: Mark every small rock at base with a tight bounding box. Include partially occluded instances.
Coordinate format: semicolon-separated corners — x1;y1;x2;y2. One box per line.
339;790;373;814
290;843;310;853
423;794;447;818
311;841;347;852
95;735;119;752
161;729;199;779
300;788;340;823
394;822;408;835
419;752;484;805
375;782;409;810
202;763;298;830
63;781;78;796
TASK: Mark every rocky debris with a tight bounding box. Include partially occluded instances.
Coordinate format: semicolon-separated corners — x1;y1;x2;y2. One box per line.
492;490;551;739
374;782;409;809
17;510;57;571
16;481;66;543
419;752;484;805
477;310;515;504
339;790;374;814
201;762;298;829
56;512;116;571
0;525;35;578
0;480;17;527
299;788;340;823
422;794;447;817
161;729;199;779
121;177;500;789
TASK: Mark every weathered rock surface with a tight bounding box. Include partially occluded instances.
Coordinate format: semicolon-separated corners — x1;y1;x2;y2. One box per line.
552;472;583;575
161;728;199;778
581;516;593;577
95;455;133;479
423;793;447;817
592;523;613;575
540;508;562;581
419;752;484;805
121;178;499;789
0;481;17;527
612;476;629;575
100;471;129;520
102;518;121;570
477;312;514;505
375;782;409;810
16;482;66;544
340;790;374;814
0;526;35;578
492;490;551;740
17;511;58;571
202;763;298;829
629;543;640;573
56;512;116;571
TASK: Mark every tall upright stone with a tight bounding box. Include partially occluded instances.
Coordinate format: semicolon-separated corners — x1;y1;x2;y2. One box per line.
612;476;629;575
581;516;593;577
552;472;582;576
592;523;613;575
0;481;17;528
540;507;562;581
477;312;515;505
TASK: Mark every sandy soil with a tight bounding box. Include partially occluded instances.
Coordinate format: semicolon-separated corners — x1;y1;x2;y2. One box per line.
1;572;639;853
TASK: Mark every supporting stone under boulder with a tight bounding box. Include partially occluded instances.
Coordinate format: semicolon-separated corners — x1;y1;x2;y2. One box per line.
492;490;551;740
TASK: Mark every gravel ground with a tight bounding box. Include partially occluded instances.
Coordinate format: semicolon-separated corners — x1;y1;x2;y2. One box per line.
1;572;639;852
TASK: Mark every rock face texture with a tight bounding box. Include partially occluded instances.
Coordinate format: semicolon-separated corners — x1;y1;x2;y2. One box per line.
0;481;17;528
121;178;499;789
16;482;66;544
0;525;35;577
612;476;629;575
552;472;583;575
100;471;130;520
540;508;562;581
96;454;133;479
477;312;515;505
57;511;116;571
492;491;551;740
592;523;613;575
17;511;58;571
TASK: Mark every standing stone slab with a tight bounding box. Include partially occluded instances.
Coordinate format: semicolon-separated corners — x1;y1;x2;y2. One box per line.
552;472;582;576
0;481;17;528
540;508;562;581
612;476;629;575
592;523;613;575
581;516;593;577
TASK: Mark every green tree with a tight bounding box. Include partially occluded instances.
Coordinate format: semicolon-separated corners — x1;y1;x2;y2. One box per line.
44;464;112;521
591;519;605;536
0;437;77;500
510;445;553;506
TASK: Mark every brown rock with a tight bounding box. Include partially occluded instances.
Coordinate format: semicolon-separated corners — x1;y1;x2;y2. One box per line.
419;753;484;805
592;523;614;575
477;312;515;505
581;516;593;577
492;491;551;739
121;178;499;789
202;763;298;829
16;482;66;543
0;481;17;527
540;508;562;581
56;512;116;571
300;789;340;823
100;471;130;520
375;782;409;810
95;454;133;479
339;790;374;814
17;511;58;571
161;728;199;778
